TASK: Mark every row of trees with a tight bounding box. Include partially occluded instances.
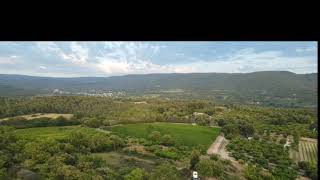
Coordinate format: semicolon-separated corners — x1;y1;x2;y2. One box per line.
0;116;80;129
227;137;298;179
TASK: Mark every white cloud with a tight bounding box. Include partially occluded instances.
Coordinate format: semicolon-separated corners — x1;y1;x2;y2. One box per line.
39;66;47;70
0;56;19;65
36;42;88;64
92;42;171;75
170;48;317;74
76;46;318;75
296;46;317;53
31;42;317;76
175;53;185;56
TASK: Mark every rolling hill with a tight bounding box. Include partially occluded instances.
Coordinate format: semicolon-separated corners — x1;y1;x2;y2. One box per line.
0;71;317;107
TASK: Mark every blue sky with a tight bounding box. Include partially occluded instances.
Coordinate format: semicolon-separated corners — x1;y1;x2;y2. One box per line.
0;41;317;77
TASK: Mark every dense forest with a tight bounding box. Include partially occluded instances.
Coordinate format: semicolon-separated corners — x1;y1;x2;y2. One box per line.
0;96;318;179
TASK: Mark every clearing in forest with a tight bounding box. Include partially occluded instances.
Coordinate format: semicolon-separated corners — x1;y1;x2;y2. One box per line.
110;122;220;148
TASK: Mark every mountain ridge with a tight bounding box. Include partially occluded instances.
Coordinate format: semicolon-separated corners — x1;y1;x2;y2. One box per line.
0;71;317;107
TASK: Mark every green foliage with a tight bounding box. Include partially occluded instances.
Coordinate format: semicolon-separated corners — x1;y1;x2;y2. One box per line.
292;130;300;149
227;138;297;179
0;96;318;179
161;134;175;146
83;117;103;128
111;123;220;148
148;131;161;143
124;168;147;180
0;116;79;129
0;126;18;179
194;114;211;126
14;126;100;140
298;161;318;180
196;159;224;178
149;163;182;180
244;165;274;180
210;154;220;161
154;147;180;160
279;138;286;144
189;150;200;170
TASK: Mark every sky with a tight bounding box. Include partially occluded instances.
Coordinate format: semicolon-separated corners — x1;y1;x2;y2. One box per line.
0;41;317;77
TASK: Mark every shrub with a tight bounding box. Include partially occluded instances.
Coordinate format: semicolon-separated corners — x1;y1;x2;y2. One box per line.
279;138;287;145
155;148;179;160
161;134;174;146
190;150;200;170
124;168;146;180
210;154;220;161
149;163;181;180
148;131;161;143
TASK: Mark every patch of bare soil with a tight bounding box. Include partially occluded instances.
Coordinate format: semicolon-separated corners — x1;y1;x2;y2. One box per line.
301;137;317;142
297;176;311;180
207;135;245;179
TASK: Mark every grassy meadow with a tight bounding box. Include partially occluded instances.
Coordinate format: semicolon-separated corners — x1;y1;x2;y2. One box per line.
110;122;220;148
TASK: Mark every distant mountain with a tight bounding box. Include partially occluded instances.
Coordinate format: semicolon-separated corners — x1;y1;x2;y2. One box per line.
0;71;317;107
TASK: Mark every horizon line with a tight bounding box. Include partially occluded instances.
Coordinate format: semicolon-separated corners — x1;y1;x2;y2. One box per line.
0;70;318;79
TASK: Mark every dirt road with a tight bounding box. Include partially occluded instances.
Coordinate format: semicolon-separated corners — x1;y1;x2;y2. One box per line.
207;135;231;160
207;135;244;176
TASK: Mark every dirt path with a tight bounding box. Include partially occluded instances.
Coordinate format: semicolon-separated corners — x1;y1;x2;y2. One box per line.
95;128;111;134
207;135;244;176
207;135;231;160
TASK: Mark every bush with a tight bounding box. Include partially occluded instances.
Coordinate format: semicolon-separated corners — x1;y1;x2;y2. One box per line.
124;168;147;180
196;159;224;178
150;163;182;180
148;131;161;143
155;148;179;160
210;154;220;161
279;138;287;144
161;134;175;146
190;150;200;170
83;117;103;128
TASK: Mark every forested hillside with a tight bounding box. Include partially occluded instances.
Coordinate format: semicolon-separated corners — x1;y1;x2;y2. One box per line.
0;96;318;179
0;71;317;107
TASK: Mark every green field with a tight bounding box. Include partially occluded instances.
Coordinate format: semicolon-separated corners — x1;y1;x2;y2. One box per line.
110;123;220;147
14;125;101;140
290;139;318;164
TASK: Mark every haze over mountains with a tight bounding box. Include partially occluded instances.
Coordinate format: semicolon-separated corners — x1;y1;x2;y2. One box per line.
0;71;317;107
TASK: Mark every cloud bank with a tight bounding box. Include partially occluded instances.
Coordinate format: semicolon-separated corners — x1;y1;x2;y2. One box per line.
0;42;317;77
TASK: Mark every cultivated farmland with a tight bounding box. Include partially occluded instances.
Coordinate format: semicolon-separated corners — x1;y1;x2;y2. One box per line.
110;122;220;148
290;138;318;164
